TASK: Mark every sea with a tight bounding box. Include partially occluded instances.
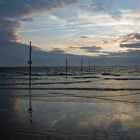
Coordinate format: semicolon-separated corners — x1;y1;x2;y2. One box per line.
0;66;140;140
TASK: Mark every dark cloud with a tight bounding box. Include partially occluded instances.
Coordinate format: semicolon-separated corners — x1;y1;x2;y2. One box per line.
120;33;140;49
93;49;140;65
120;42;140;48
80;46;102;52
20;17;34;22
80;36;90;38
69;45;109;55
127;33;140;40
109;49;140;57
125;49;140;57
50;48;66;54
0;19;20;42
0;0;77;18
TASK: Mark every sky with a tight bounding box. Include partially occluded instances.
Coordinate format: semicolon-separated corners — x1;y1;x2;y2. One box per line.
0;0;140;66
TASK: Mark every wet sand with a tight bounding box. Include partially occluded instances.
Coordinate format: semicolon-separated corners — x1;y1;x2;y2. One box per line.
0;88;140;140
0;66;140;140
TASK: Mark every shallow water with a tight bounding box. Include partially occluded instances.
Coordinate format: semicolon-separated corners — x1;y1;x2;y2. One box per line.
0;66;140;140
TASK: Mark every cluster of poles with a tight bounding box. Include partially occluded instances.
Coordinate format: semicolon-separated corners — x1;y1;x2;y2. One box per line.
27;41;97;123
65;57;96;77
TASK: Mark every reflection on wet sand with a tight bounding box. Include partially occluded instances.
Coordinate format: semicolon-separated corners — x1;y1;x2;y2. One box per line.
2;93;139;140
28;93;33;123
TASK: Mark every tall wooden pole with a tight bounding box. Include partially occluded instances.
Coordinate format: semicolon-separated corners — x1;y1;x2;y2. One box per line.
29;41;32;87
28;41;33;123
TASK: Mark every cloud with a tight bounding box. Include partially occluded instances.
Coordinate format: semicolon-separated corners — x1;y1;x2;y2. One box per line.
120;42;140;48
108;49;140;57
80;0;115;14
0;19;20;42
0;0;77;42
20;17;34;22
0;0;77;18
0;0;140;66
127;33;140;40
115;10;140;25
50;48;66;54
78;0;140;27
79;0;128;21
120;33;140;49
80;46;102;52
80;36;90;39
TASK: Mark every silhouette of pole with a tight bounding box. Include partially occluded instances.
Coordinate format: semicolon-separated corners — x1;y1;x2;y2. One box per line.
65;58;68;78
29;41;32;88
28;41;33;123
81;58;83;73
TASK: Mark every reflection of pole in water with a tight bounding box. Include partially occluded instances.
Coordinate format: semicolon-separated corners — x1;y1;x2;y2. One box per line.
28;89;32;123
28;41;33;123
